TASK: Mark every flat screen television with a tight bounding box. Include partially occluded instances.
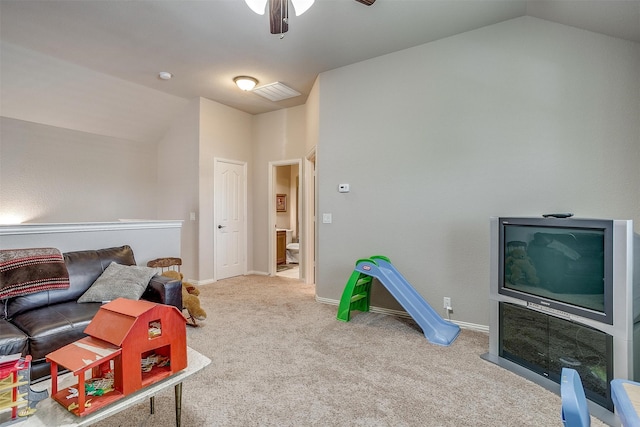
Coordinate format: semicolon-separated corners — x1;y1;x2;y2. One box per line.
498;217;614;325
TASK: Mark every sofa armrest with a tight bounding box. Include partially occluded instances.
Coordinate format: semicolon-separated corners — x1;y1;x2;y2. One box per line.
142;275;182;310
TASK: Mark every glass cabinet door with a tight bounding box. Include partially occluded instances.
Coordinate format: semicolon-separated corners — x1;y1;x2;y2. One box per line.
499;302;613;410
499;303;550;374
547;314;612;409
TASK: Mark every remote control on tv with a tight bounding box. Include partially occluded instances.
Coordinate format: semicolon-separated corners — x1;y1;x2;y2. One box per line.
542;213;574;218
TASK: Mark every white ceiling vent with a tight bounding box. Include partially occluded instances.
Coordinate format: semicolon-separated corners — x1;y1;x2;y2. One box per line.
252;82;301;102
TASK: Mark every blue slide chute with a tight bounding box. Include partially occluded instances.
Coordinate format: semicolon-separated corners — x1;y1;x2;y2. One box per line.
340;256;460;346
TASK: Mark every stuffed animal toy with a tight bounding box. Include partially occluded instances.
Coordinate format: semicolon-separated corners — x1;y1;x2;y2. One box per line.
161;270;207;321
505;248;540;285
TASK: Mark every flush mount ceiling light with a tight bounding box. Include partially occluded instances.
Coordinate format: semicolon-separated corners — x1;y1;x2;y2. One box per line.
158;71;173;80
234;76;259;91
245;0;375;36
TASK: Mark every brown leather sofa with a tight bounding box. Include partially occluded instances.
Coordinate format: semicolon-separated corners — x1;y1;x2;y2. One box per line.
0;245;182;381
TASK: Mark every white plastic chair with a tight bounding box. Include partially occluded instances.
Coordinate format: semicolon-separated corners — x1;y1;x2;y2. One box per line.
561;368;591;427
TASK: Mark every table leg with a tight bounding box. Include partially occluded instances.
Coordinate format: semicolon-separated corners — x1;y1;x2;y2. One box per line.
174;382;182;427
50;362;59;396
150;395;155;414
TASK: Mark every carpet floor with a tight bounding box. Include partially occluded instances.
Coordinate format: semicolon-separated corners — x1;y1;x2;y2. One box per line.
93;274;608;427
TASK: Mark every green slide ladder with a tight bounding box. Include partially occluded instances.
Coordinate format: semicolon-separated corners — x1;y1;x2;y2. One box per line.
336;257;386;322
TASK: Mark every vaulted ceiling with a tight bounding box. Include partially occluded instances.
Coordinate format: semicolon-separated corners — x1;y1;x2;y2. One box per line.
1;0;638;115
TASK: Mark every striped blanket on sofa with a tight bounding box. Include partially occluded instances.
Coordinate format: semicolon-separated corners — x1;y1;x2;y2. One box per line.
0;248;70;300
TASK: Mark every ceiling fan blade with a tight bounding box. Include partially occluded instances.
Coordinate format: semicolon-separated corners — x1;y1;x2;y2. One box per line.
269;0;289;34
291;0;314;16
244;0;268;15
355;0;376;5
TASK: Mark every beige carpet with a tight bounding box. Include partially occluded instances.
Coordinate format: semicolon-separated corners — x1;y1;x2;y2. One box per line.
94;274;607;427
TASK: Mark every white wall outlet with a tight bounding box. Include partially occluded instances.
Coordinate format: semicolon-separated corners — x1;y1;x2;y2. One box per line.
338;183;350;193
443;297;452;310
322;213;332;224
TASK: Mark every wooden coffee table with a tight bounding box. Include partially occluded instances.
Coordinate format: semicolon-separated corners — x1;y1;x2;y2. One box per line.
17;347;210;427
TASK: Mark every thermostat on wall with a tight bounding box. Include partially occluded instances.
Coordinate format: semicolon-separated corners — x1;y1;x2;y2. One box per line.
338;184;350;193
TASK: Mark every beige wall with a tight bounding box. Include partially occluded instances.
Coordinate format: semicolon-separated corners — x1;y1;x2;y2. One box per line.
315;17;640;327
157;99;201;277
276;165;292;230
198;98;253;282
251;106;308;275
0;42;188;142
0;40;188;226
0;117;159;223
3;17;639;330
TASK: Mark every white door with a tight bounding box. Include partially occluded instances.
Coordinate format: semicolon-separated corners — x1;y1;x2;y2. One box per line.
215;159;246;280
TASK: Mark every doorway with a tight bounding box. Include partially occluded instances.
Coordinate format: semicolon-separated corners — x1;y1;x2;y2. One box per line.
214;158;247;281
303;148;316;285
269;160;302;279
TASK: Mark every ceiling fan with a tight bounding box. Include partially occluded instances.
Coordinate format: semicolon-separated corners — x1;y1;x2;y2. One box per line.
245;0;376;36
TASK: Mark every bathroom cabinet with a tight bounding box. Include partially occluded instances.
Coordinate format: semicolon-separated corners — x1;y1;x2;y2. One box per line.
276;230;286;265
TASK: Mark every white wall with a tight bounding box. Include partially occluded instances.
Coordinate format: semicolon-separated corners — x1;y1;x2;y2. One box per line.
198;98;253;283
0;221;182;267
0;42;188;143
0;40;189;226
157;99;201;278
0;41;257;283
0;117;159;223
316;17;640;327
251;106;308;275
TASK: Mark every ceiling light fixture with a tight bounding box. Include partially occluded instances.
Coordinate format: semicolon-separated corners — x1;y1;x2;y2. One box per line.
234;76;259;91
158;71;173;80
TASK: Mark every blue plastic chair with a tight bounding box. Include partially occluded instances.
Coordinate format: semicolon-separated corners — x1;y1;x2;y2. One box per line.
561;368;591;427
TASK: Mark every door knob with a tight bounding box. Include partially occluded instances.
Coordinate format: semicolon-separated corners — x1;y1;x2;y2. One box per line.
218;225;225;229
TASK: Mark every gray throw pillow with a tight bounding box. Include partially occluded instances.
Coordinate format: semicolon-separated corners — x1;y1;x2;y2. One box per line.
78;262;156;303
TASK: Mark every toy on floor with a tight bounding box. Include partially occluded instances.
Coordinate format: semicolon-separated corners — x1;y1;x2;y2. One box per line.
161;271;207;321
337;255;460;346
0;354;48;423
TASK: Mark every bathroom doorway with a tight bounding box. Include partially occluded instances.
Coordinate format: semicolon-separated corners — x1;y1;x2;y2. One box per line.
269;160;302;279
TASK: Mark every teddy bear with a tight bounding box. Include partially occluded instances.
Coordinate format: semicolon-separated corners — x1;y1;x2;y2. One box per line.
161;270;207;321
505;248;540;285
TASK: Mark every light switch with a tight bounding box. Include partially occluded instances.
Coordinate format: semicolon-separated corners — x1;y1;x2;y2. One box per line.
322;213;332;224
190;212;196;221
338;183;350;193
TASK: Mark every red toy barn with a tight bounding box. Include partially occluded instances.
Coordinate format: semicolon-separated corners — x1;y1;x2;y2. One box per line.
47;298;187;416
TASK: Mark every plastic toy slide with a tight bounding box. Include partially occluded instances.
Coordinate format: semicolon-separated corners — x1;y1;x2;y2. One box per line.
337;256;460;346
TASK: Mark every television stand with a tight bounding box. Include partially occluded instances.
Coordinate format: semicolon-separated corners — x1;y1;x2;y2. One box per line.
480;351;619;426
500;303;612;406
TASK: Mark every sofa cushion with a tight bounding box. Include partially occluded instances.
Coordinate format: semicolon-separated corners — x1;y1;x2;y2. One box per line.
5;245;136;319
0;319;28;356
78;262;156;303
10;301;102;361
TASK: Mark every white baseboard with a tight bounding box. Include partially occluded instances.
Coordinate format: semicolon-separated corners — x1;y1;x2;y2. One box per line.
190;271;269;286
315;296;488;333
247;270;269;276
189;278;214;286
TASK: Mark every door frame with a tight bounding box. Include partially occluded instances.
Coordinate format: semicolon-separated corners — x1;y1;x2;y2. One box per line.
213;157;248;282
269;159;302;277
303;147;316;285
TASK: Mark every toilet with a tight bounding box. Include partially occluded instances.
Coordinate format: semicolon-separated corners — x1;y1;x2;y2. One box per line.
285;229;299;264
